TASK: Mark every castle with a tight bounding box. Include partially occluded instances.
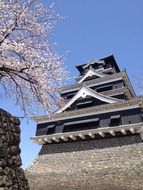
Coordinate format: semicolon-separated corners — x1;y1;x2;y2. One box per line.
26;55;143;190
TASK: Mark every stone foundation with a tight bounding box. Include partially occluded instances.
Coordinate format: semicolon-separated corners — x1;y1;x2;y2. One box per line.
0;109;29;190
26;135;143;190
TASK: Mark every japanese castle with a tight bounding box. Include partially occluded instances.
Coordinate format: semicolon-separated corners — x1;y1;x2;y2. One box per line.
27;55;143;190
32;55;143;143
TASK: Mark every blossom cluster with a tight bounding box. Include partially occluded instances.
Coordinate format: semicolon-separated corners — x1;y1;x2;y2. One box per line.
0;0;66;117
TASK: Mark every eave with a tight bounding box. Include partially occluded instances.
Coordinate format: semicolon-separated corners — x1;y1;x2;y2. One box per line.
57;86;120;113
101;87;132;99
76;55;120;74
123;70;136;97
61;71;135;98
100;54;120;72
77;68;105;83
62;87;133;100
33;96;143;124
31;123;143;144
61;72;124;94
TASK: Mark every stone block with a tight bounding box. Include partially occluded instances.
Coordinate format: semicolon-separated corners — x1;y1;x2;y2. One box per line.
0;148;7;158
0;159;7;167
26;135;143;190
0;109;29;190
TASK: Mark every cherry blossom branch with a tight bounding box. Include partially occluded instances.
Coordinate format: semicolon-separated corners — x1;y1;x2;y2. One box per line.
0;0;67;118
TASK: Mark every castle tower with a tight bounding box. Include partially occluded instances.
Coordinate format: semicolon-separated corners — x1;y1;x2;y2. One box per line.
26;55;143;190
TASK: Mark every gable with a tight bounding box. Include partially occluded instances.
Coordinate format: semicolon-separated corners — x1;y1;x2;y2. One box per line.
78;68;105;83
56;86;120;113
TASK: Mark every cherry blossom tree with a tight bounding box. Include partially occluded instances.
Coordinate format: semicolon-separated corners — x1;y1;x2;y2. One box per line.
0;0;66;117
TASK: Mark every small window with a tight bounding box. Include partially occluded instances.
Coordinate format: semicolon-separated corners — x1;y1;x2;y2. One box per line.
105;63;111;69
98;64;103;69
110;115;121;126
77;101;93;109
96;85;113;92
63;118;100;132
105;71;113;75
92;64;99;70
47;125;55;135
67;94;74;99
66;92;76;99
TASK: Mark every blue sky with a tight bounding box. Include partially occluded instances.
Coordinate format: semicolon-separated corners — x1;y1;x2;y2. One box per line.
48;0;143;91
1;0;143;169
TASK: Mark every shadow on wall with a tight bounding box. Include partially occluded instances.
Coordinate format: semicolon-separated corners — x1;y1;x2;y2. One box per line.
39;134;142;155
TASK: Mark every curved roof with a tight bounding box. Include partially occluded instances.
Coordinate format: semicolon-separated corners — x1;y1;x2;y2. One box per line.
76;55;120;74
57;86;120;113
78;68;106;83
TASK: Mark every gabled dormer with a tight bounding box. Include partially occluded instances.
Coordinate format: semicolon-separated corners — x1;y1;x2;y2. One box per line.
57;86;120;113
77;67;106;83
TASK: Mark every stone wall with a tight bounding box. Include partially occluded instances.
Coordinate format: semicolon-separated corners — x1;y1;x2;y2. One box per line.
0;109;29;190
26;135;143;190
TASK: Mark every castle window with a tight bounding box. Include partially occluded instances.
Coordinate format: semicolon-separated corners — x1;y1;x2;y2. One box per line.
66;93;75;99
77;100;93;109
110;115;121;126
105;63;111;69
98;64;103;69
96;84;113;92
63;118;100;132
105;71;113;75
47;125;55;135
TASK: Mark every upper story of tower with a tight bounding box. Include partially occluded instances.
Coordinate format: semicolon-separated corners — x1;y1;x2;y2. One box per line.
58;55;136;113
76;55;120;79
32;54;143;143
